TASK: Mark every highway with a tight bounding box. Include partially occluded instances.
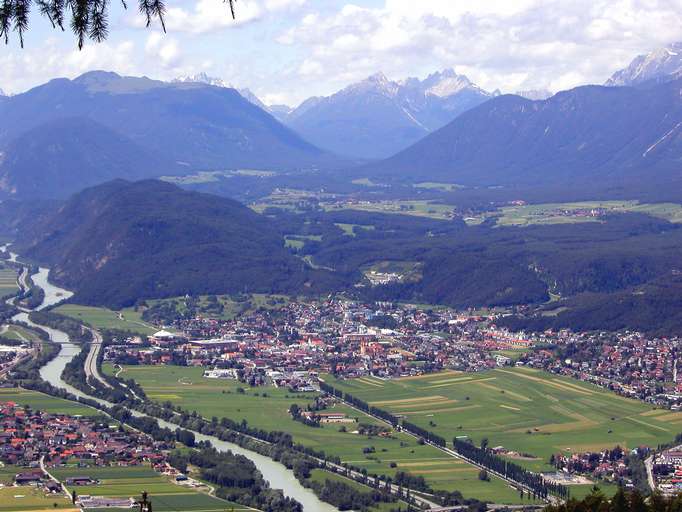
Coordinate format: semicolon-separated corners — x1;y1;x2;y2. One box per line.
84;327;113;389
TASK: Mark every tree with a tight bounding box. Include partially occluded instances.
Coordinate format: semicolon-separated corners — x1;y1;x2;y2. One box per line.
0;0;237;48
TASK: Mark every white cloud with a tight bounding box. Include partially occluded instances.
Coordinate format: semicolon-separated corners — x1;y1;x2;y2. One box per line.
0;40;138;94
276;0;682;98
145;32;182;68
128;0;306;34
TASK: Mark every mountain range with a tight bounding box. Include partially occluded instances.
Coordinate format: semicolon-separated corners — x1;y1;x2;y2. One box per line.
0;71;334;199
13;180;341;308
362;74;682;193
282;70;493;159
176;69;495;159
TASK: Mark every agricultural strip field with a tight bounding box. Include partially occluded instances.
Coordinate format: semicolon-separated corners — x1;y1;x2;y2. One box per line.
0;387;98;416
0;265;18;297
51;464;247;512
53;304;156;335
323;367;682;476
106;365;532;504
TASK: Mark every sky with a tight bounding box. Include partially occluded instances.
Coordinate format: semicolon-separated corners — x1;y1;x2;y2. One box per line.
2;0;682;106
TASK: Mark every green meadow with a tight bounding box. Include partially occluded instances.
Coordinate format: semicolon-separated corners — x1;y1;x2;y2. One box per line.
107;365;530;503
323;367;682;474
495;201;682;227
52;463;245;512
0;265;18;297
54;304;156;335
0;387;98;416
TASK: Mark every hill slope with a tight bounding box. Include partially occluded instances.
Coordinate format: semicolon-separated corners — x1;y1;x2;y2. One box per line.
0;117;175;199
0;71;335;199
364;78;682;191
15;180;338;308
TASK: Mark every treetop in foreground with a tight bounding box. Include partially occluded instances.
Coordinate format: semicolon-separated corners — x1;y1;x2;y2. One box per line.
0;0;236;48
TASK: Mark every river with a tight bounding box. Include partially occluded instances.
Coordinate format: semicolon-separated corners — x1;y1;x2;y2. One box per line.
6;250;337;512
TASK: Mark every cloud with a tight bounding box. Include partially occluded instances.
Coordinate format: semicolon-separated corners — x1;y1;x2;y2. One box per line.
128;0;306;34
0;39;138;94
276;0;682;96
145;32;182;68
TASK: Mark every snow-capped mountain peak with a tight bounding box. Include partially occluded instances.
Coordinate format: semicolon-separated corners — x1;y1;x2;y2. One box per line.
606;42;682;86
173;72;230;88
344;72;400;97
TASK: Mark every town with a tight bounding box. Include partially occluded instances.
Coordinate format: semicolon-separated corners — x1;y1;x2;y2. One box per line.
104;297;682;409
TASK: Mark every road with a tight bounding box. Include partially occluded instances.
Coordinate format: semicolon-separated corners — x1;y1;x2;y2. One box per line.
84;327;113;389
645;454;657;492
39;455;72;501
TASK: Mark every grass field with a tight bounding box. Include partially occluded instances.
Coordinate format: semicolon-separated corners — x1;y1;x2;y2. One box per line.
146;294;293;321
495;201;682;227
324;367;682;475
0;388;98;416
0;265;18;297
51;463;248;512
106;365;531;503
335;223;375;237
1;325;41;342
0;465;76;511
322;200;454;220
53;304;157;335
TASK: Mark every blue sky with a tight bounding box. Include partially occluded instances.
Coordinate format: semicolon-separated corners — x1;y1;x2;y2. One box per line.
2;0;682;106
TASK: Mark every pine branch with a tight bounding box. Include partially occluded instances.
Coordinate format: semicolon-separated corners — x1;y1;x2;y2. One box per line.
1;0;237;48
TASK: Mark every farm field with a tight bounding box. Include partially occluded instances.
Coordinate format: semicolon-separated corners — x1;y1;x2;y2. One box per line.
323;367;682;474
54;304;156;335
0;265;18;297
106;365;530;503
1;324;41;342
0;465;76;511
495;200;682;227
0;387;98;416
322;200;455;221
51;463;247;512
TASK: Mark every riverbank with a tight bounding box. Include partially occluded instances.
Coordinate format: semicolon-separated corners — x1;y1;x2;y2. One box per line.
3;250;341;512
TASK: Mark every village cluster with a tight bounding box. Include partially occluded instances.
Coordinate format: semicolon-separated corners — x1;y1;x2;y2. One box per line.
104;299;538;385
519;331;682;408
0;402;179;508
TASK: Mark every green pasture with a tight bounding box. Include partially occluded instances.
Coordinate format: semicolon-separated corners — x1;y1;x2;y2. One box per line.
0;465;75;511
54;304;156;335
2;325;41;342
322;200;454;221
413;182;465;192
108;365;528;503
52;463;242;511
0;485;75;511
496;201;682;227
335;223;375;237
324;368;682;472
0;266;18;297
0;387;97;416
